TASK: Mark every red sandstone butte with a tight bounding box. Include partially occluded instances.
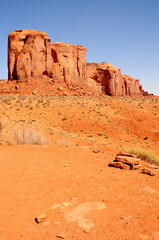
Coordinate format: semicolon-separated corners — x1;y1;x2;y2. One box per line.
8;30;51;80
7;29;144;96
50;42;87;88
8;30;87;89
86;62;143;96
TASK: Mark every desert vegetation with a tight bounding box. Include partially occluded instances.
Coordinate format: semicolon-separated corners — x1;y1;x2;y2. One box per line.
124;147;159;166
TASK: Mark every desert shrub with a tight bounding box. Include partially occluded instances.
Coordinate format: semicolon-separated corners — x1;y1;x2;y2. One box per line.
0;120;7;135
8;127;47;145
124;147;159;166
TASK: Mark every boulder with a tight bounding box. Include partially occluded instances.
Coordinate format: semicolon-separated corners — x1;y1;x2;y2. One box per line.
86;62;143;96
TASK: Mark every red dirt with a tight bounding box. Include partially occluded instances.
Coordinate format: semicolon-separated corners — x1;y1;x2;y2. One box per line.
0;95;159;240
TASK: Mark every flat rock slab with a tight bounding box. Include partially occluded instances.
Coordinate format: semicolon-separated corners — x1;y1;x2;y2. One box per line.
116;152;136;158
141;168;156;176
109;161;130;170
115;156;140;166
64;202;106;231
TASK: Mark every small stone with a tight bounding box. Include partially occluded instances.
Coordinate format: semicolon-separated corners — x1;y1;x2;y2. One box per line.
32;90;37;95
64;164;69;168
63;91;68;96
56;232;66;239
141;168;156;176
57;87;63;91
93;149;100;153
35;214;47;223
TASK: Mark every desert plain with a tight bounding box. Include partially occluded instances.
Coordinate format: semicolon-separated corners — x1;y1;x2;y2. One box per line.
0;94;159;240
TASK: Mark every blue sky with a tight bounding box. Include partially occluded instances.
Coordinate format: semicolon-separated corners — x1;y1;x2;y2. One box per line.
0;0;158;95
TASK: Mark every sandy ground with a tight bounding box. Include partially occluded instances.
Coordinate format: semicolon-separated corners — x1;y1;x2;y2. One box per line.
0;96;159;240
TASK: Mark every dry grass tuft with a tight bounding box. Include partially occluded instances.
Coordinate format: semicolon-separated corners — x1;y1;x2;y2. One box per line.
7;127;48;145
0;120;7;135
124;147;159;166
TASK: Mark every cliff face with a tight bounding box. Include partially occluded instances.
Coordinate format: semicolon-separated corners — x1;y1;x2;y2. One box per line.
8;30;51;80
8;29;144;96
86;62;143;96
50;42;87;88
8;30;87;88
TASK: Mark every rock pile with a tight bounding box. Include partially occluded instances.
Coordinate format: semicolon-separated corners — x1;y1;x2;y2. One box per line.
109;152;157;176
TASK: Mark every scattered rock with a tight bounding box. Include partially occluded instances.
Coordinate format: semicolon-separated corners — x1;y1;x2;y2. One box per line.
56;232;66;239
109;152;142;171
35;214;47;223
109;161;130;170
32;90;37;95
116;151;136;158
64;164;69;168
141;168;156;176
93;149;100;153
115;156;140;166
63;91;68;96
57;87;63;91
110;152;157;177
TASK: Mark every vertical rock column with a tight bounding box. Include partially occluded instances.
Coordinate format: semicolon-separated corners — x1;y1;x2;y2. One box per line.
50;42;87;88
8;29;51;80
86;62;143;96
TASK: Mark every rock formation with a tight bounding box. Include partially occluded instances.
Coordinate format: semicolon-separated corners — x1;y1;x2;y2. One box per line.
8;29;144;96
50;43;87;88
8;30;51;80
8;30;87;88
86;62;143;96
